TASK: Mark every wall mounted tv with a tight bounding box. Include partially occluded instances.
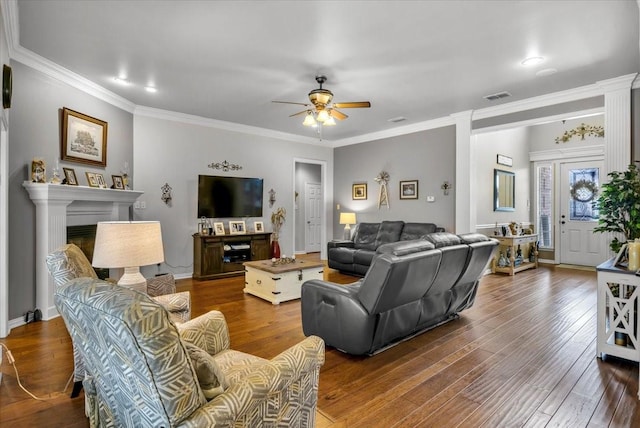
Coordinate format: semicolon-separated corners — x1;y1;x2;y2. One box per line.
197;175;264;218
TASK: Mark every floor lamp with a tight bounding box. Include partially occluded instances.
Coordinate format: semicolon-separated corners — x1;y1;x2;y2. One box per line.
92;221;164;293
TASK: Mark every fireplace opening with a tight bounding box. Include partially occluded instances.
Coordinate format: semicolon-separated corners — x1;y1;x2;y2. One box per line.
67;225;109;280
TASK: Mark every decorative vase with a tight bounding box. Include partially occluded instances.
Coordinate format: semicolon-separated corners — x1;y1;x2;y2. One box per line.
271;240;281;259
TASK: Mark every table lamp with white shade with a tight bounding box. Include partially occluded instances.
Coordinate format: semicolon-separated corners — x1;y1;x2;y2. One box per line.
92;221;164;293
339;212;356;240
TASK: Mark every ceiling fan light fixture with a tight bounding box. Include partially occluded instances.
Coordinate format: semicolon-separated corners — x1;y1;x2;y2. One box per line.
316;109;330;123
302;111;316;126
308;89;333;106
324;116;336;126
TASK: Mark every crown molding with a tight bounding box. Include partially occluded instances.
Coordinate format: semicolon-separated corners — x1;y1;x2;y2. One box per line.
134;106;323;145
2;0;135;113
11;45;136;113
472;107;604;135
529;144;605;162
3;0;635;146
331;116;456;147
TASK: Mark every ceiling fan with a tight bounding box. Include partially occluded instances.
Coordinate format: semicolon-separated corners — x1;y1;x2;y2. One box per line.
273;75;371;126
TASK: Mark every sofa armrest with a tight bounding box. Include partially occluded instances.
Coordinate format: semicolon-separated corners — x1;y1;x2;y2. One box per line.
301;280;376;355
328;240;355;249
180;336;324;427
177;310;230;355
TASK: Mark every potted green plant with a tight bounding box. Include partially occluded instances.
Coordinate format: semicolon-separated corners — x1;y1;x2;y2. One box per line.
270;207;286;258
594;164;640;253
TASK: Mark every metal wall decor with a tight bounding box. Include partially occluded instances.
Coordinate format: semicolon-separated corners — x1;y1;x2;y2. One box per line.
207;160;243;171
555;122;604;144
161;183;173;205
441;181;452;195
375;171;390;209
268;188;276;207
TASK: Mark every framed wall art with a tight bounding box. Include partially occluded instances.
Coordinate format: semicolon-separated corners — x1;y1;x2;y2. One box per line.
352;183;367;200
229;220;246;235
399;180;419;200
62;107;108;167
63;167;78;185
497;154;513;167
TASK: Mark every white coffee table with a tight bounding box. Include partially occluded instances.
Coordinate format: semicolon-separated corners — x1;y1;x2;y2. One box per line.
244;259;324;304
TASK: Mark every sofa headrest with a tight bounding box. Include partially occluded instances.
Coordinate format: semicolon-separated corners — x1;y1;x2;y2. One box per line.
458;233;491;244
376;239;435;256
400;223;437;241
423;232;462;248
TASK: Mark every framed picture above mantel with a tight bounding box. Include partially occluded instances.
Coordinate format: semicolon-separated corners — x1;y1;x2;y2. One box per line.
61;107;108;167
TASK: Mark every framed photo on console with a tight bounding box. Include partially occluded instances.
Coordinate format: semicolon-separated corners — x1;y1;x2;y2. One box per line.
213;222;225;235
254;221;264;233
229;221;246;235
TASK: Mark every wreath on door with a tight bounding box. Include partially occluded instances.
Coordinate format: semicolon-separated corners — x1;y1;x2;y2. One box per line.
570;179;598;203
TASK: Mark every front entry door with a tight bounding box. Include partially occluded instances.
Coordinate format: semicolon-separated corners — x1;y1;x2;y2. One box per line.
559;160;607;266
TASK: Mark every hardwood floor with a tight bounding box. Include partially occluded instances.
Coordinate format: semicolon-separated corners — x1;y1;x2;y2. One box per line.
1;257;639;427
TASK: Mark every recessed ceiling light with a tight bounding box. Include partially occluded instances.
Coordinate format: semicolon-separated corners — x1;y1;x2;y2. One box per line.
521;56;544;66
536;68;558;77
145;86;157;93
113;76;131;85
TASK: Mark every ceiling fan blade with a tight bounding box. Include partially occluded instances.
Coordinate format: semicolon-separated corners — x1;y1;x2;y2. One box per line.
333;101;371;109
272;100;311;107
289;109;310;118
329;109;348;120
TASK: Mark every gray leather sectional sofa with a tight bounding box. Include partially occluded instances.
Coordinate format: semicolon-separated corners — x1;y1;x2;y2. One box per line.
328;221;445;276
302;232;498;355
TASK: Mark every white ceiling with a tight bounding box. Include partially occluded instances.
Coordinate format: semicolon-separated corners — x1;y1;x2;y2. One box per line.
11;0;640;143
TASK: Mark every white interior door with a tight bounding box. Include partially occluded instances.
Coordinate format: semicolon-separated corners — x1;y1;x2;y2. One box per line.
304;182;321;253
559;160;607;266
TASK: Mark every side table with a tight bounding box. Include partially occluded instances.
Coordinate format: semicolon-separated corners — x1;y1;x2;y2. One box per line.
596;258;640;399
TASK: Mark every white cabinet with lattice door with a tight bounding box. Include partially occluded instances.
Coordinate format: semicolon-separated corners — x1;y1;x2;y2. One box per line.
596;258;640;399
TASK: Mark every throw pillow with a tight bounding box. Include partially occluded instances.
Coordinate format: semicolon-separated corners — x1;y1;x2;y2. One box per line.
183;342;224;400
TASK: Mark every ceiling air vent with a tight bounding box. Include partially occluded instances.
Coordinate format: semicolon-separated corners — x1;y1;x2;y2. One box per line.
483;91;512;101
388;116;407;123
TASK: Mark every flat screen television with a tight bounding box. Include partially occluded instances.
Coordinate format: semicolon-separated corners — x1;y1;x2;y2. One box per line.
197;175;264;218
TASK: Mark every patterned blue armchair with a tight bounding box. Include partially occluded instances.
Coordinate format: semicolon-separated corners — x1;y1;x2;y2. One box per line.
54;278;324;427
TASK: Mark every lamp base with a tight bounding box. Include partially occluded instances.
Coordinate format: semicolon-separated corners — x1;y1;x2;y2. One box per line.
117;267;147;293
343;225;352;240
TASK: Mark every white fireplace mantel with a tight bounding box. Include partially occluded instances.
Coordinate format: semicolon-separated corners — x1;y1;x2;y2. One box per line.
23;182;143;320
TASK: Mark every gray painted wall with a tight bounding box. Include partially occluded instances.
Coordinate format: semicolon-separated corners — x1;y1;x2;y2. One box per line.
474;127;531;227
132;115;333;278
294;162;321;253
8;62;133;319
333;126;456;237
